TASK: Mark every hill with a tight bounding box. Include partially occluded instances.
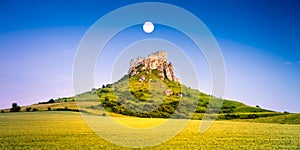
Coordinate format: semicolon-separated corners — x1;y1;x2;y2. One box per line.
1;51;297;124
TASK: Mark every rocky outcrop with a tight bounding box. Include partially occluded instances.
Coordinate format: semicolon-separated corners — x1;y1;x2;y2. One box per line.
128;51;179;82
165;89;173;96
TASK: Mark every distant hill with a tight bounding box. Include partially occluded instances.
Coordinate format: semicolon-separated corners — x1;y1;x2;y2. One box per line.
2;51;298;124
94;51;276;119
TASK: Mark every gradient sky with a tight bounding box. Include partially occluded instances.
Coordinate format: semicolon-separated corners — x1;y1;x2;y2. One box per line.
0;0;299;112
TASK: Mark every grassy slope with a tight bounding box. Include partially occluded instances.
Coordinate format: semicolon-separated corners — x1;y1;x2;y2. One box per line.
2;102;298;124
1;70;298;124
0;112;299;149
94;71;286;121
233;113;300;124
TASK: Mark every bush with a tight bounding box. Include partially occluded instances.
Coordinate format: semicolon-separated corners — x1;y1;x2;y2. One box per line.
26;107;32;112
247;114;258;119
48;107;51;111
195;109;206;113
10;103;21;112
104;97;109;101
54;107;79;112
148;100;154;103
224;113;240;120
221;109;233;113
48;99;55;103
32;108;38;112
38;102;47;104
106;84;112;88
1;110;4;113
102;113;106;116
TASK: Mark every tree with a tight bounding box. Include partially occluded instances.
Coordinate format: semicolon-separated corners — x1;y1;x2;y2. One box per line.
26;107;32;112
48;99;55;103
10;103;21;112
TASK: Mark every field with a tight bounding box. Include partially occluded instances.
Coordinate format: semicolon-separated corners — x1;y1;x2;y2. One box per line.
0;111;299;149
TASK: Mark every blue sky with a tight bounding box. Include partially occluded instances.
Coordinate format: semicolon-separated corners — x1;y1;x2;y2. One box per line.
0;0;299;112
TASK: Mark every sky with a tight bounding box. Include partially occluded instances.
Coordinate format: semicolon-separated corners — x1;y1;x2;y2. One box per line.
0;0;299;112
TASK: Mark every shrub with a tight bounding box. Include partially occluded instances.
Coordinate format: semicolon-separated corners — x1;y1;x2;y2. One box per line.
195;109;206;113
26;107;32;112
148;100;154;103
221;109;233;113
48;99;55;103
100;89;110;93
104;97;109;101
106;84;112;88
10;103;21;112
224;113;240;120
54;108;79;112
38;102;47;104
186;93;192;97
1;110;4;113
48;107;51;111
102;113;106;116
32;108;38;112
247;114;258;119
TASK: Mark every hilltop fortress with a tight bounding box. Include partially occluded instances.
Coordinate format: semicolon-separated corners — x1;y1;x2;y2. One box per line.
128;51;179;82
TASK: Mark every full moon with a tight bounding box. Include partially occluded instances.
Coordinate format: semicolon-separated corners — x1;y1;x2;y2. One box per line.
143;22;154;33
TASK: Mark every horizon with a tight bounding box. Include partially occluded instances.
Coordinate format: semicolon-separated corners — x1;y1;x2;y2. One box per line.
0;0;300;113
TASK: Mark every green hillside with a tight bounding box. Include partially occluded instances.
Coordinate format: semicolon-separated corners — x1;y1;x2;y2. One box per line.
95;70;275;119
233;113;300;124
2;69;296;124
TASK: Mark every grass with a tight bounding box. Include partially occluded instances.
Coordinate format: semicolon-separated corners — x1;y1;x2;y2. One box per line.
1;71;296;124
0;111;299;149
233;113;300;124
92;71;277;119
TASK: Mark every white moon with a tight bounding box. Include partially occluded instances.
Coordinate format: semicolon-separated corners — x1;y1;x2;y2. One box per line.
143;22;154;33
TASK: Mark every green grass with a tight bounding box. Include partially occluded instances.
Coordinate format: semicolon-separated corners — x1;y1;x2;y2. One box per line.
233;113;300;124
2;70;296;124
92;71;276;119
0;112;299;149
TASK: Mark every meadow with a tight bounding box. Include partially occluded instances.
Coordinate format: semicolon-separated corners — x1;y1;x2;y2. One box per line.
0;111;299;149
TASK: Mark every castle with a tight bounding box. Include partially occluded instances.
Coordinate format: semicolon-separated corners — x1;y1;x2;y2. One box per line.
128;51;179;82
